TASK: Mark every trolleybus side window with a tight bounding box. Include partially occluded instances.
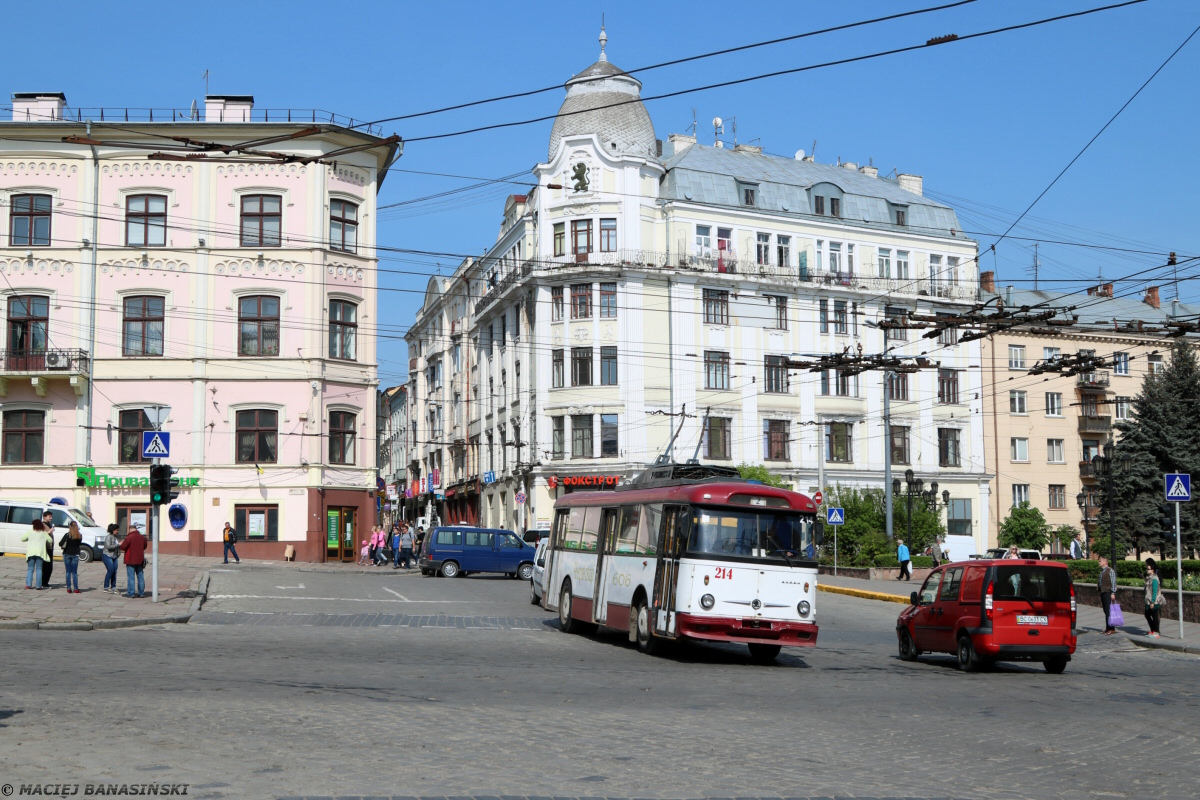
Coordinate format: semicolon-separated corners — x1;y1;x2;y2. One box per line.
615;505;640;553
578;507;601;552
600;508;621;552
563;507;587;550
657;505;688;557
639;504;661;555
552;509;570;548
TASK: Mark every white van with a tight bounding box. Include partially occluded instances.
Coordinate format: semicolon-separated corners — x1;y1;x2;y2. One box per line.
0;500;106;562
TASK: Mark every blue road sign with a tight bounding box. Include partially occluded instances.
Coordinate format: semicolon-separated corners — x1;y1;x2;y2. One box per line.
826;507;845;525
141;431;170;459
1165;473;1191;502
482;471;496;485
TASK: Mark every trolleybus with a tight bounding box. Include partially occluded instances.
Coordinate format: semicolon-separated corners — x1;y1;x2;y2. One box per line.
539;463;822;661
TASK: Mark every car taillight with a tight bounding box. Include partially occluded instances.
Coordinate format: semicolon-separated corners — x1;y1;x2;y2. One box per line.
1070;582;1077;627
984;580;994;621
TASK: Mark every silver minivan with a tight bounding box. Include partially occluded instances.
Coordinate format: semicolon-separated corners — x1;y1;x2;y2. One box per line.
0;500;106;562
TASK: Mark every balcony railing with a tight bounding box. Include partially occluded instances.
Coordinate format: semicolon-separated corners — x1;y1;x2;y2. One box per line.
1076;371;1111;388
0;348;89;375
1079;461;1097;478
1078;415;1112;433
19;106;383;135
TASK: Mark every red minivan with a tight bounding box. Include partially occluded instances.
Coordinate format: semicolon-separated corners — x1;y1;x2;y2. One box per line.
896;559;1077;673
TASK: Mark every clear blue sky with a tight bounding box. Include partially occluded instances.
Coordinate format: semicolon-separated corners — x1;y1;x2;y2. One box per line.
6;0;1199;385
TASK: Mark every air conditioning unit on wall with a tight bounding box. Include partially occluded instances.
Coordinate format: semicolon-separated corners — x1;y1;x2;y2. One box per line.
45;351;69;370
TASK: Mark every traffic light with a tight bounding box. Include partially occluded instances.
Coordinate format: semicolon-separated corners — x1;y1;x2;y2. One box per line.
1161;503;1176;537
150;464;179;505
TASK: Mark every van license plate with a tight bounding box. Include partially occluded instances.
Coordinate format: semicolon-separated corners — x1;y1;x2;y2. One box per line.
1016;615;1048;626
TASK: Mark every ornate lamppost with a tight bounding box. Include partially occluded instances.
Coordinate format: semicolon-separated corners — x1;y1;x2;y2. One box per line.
892;468;951;545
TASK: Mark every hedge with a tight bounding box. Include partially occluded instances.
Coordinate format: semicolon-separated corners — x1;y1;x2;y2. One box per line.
1069;559;1200;583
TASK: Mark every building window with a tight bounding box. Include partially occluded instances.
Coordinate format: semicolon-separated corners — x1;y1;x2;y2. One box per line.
763;419;789;461
122;296;164;357
1149;354;1164;375
742;186;756;206
570;284;592;319
118;409;152;464
887;372;909;401
1113;351;1129;375
695;224;712;256
328;410;356;464
553;222;566;256
9;194;52;246
814;195;825;216
1008;345;1026;370
833;300;849;335
704;351;730;390
891;426;910;465
764;355;789;394
1043;346;1061;363
599;282;617;318
571;414;593;458
878;248;892;278
820;370;854;396
1049;485;1066;509
1045;392;1063;417
600;346;618;385
884;306;908;341
1115;396;1131;420
240;194;281;247
1012;484;1030;507
829;242;841;273
894;207;907;226
571;219;592;256
1046;438;1066;463
2;410;44;464
766;295;786;330
599;218;617;252
938;428;962;467
703;289;729;325
1009;390;1027;414
551;286;564;321
570;347;593;386
825;422;852;463
704;417;732;460
777;236;790;268
937;369;960;404
329;199;358;252
552;349;564;388
236;409;278;464
896;250;910;279
756;233;771;266
234;505;279;542
551;416;565;459
819;299;828;333
600;414;618;457
1011;437;1029;462
328;300;357;360
7;295;49;358
947;499;971;534
237;295;280;357
125;195;167;247
830;197;841;218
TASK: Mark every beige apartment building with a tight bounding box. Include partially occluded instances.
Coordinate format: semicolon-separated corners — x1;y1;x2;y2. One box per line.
980;275;1194;550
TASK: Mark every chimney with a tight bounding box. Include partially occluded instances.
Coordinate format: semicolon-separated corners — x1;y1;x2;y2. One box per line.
1144;286;1160;309
897;173;923;196
859;165;878;178
842;161;857;170
204;95;254;122
980;270;996;294
665;133;695;158
11;92;67;121
1100;282;1113;298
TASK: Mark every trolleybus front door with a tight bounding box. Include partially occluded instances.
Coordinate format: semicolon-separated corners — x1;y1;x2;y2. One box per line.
652;505;686;637
592;507;620;624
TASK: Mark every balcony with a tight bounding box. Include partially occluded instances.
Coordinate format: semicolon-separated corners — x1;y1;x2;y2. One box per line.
1079;461;1097;478
0;349;89;397
1078;415;1112;433
1076;371;1111;389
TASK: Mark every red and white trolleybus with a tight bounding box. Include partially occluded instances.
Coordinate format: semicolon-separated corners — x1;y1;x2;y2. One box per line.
539;463;822;661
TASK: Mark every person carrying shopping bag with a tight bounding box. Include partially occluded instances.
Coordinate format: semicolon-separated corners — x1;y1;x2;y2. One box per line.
1144;558;1165;639
1098;556;1119;634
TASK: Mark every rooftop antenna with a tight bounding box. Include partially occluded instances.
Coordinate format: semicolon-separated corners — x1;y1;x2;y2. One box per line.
689;108;697;137
202;69;209;97
1031;243;1040;290
731;118;737;147
1170;251;1179;299
811;140;817;161
713;117;724;148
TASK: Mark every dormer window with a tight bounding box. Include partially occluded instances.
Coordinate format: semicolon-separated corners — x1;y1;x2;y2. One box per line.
890;203;908;226
814;196;825;215
829;197;841;218
737;181;758;207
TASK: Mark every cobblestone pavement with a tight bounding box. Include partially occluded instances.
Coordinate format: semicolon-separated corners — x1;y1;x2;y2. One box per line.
0;566;1197;800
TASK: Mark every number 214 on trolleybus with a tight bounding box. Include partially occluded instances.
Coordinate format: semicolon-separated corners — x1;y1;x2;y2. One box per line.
538;464;824;662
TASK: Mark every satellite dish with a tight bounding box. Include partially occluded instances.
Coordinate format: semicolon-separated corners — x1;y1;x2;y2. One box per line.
795;149;805;160
189;99;198;120
713;117;722;128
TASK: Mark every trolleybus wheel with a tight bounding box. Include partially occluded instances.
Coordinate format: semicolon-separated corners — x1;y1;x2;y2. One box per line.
559;582;577;633
634;599;662;655
748;643;782;663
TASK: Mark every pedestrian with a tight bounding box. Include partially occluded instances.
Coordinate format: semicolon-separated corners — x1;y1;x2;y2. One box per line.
1069;533;1085;560
1144;558;1163;639
896;538;911;581
41;510;56;588
374;526;389;566
1098;555;1118;635
120;524;149;598
101;523;121;593
59;521;84;594
222;522;241;564
928;544;941;568
416;526;426;558
367;526;379;565
1004;545;1020;559
391;526;402;569
358;539;370;566
399;525;415;569
21;520;52;590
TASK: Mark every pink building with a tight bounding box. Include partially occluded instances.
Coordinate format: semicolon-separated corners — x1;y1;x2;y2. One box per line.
0;93;399;561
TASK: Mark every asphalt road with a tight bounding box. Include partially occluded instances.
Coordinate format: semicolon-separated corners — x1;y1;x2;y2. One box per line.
1;564;1197;800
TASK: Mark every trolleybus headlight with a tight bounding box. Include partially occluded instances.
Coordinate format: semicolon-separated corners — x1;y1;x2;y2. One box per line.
797;600;811;617
700;593;715;610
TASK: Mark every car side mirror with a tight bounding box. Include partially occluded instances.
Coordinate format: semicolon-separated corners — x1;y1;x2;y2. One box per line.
910;591;920;606
814;521;825;547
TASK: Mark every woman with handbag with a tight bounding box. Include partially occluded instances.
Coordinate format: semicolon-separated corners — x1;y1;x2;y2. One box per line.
59;521;84;593
101;523;121;593
1144;558;1164;639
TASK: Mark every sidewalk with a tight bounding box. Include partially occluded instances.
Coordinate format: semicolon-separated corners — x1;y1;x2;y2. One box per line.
817;570;1200;655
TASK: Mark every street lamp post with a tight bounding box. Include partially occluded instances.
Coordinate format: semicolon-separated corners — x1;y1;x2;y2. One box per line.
892;468;951;550
1092;442;1131;568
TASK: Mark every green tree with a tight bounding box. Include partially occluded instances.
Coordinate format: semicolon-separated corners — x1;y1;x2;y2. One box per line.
823;484;945;566
736;463;791;490
998;502;1050;551
1052;523;1081;552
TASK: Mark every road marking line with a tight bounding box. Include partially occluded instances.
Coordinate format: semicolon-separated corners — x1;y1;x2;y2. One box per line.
382;587;409;601
207;594;470;603
275;584;305;590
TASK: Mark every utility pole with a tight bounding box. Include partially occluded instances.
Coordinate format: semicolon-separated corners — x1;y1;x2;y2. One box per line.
884;371;894;540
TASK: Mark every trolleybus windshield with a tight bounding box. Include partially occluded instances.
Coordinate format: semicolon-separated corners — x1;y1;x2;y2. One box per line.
687;507;815;561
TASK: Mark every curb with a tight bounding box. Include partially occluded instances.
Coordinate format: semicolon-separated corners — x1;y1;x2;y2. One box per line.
0;570;210;632
1130;637;1200;656
819;583;909;604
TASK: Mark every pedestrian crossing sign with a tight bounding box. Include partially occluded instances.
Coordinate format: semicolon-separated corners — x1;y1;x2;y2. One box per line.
826;507;845;525
1165;473;1191;502
141;431;171;458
